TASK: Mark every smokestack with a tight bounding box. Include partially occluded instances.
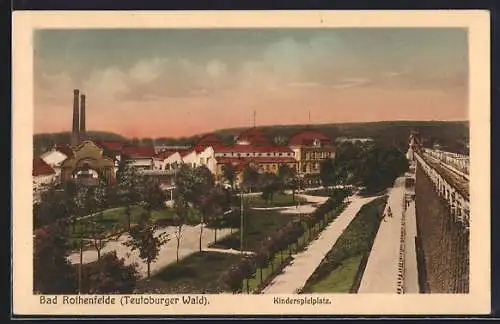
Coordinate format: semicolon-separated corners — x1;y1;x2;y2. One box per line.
80;93;86;141
71;89;80;147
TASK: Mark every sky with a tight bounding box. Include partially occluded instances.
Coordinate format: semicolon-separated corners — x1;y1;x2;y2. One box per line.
34;28;468;138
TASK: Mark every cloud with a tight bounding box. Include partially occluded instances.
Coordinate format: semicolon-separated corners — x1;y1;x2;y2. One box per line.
288;78;371;90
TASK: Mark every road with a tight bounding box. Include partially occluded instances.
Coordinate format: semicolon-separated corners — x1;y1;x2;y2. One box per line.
261;195;381;294
358;177;405;293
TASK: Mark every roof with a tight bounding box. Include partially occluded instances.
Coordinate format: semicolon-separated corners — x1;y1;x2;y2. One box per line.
214;144;293;154
155;150;179;160
33;157;56;176
121;145;155;158
288;129;333;146
196;133;222;146
215;156;297;164
180;150;195;157
94;140;125;152
235;127;271;145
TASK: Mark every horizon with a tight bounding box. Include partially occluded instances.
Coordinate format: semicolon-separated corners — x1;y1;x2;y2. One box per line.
33;119;469;140
35;28;469;138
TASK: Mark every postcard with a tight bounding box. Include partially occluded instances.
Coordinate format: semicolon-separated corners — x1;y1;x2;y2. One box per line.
12;10;491;316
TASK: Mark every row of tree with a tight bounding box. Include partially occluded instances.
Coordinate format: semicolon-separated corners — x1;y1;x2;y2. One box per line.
217;188;350;293
34;161;237;294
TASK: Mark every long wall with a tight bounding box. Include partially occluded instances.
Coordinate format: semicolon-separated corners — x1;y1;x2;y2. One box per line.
414;156;469;293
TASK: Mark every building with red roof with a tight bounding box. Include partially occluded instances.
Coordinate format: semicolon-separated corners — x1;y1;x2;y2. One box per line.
120;145;156;171
288;129;336;177
235;127;271;146
33;157;57;196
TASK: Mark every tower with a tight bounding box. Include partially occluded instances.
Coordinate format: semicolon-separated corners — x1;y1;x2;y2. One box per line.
71;89;80;147
79;93;86;141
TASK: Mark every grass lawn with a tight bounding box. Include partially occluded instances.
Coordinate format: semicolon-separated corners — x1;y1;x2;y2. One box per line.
245;193;306;208
301;196;388;293
210;209;296;251
302;255;363;293
136;251;241;294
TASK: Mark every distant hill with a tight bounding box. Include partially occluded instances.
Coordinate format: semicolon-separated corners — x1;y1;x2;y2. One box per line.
33;120;470;156
33;131;127;155
206;120;470;154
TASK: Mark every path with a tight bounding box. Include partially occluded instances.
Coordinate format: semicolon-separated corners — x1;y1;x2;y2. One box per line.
358;177;405;293
68;225;233;278
261;195;381;294
404;200;419;293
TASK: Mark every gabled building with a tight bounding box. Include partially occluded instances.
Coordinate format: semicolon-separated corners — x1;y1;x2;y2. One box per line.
288;129;336;176
39;144;74;177
33;157;57;191
121;145;156;171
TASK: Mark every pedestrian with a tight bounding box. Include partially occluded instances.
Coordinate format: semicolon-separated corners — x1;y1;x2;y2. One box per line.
387;206;393;218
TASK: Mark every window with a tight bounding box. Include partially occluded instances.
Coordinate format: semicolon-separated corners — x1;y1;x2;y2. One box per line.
267;153;271;156
278;153;282;156
237;153;241;157
200;158;205;164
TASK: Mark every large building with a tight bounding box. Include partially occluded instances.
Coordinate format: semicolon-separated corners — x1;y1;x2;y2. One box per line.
288;129;336;176
34;89;337;192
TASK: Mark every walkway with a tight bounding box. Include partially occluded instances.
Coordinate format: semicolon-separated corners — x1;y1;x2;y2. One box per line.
358;177;405;293
68;225;233;278
261;195;381;294
404;200;419;293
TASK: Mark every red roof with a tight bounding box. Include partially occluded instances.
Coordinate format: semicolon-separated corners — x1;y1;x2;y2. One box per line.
196;133;222;146
155;150;179;160
236;127;271;145
94;140;125;152
288;129;333;146
216;156;297;164
121;145;155;158
179;149;195;157
33;157;56;176
214;144;293;154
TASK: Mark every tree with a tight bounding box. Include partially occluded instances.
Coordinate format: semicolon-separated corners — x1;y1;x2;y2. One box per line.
88;182;108;261
197;186;227;250
83;251;141;294
219;264;244;294
34;222;76;294
254;245;271;284
277;164;296;194
191;166;217;251
139;177;167;211
173;195;189;263
260;172;280;205
241;165;259;193
239;255;256;293
34;185;76;228
222;163;236;189
116;162;141;230
122;212;170;278
262;235;279;273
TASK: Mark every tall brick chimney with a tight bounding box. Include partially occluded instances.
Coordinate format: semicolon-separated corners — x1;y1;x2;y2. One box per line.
79;93;86;141
71;89;80;147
